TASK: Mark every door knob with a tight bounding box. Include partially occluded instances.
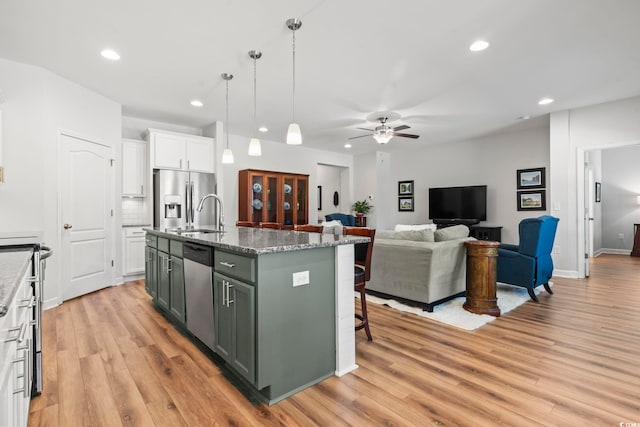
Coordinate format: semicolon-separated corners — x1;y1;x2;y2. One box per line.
63;224;73;229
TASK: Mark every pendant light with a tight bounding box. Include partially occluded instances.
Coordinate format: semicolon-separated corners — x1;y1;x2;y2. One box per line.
286;18;302;145
221;73;234;164
248;50;262;156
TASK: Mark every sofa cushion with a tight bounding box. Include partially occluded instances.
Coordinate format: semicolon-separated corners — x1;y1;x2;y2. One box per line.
434;225;470;241
394;224;437;232
321;220;343;235
377;229;435;242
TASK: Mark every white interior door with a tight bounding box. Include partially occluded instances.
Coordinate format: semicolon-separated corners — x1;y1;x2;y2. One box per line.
60;133;114;300
583;162;594;277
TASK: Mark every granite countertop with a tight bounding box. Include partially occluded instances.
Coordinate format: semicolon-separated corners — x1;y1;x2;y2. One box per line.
0;248;33;317
145;226;370;255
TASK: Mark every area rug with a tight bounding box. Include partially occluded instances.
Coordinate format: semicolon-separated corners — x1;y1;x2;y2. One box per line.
362;282;551;331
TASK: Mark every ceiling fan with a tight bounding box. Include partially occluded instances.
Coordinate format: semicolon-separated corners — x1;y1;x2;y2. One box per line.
349;117;420;144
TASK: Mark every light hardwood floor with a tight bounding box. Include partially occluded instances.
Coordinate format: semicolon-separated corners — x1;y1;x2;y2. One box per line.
29;254;640;426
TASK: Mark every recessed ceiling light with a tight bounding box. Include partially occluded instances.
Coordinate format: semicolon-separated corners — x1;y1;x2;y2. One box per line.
258;126;268;133
190;100;203;107
100;49;120;61
344;143;352;148
538;98;554;105
469;40;489;52
518;115;531;120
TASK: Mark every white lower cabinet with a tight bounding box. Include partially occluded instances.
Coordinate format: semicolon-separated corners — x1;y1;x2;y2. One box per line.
124;227;146;275
1;257;34;427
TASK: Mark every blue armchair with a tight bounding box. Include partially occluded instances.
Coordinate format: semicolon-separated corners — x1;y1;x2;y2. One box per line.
497;215;559;302
325;213;356;226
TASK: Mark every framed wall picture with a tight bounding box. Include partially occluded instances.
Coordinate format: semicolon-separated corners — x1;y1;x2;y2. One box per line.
595;182;601;203
398;196;414;212
398;180;414;195
517;190;546;211
517;167;545;189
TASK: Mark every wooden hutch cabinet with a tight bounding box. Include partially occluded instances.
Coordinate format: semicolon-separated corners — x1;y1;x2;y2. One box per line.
238;169;309;226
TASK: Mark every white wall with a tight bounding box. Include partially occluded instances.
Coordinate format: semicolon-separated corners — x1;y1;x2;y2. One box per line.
0;57;121;307
378;125;550;242
550;95;640;277
601;144;640;251
0;58;46;231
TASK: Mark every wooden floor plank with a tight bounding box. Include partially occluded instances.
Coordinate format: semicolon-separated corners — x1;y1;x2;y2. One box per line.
29;254;640;426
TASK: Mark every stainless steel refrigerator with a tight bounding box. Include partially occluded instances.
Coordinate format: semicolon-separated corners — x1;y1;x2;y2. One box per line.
153;169;217;230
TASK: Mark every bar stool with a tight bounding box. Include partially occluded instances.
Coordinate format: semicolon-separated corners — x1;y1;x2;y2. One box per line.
259;222;282;229
294;224;323;233
343;226;376;341
236;221;257;227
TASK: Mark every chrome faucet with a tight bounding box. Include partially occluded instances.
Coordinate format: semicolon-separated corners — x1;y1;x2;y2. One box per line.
196;193;225;231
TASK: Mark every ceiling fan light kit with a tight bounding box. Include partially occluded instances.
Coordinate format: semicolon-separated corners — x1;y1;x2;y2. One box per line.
286;18;303;145
350;116;420;144
221;73;234;164
248;50;262;156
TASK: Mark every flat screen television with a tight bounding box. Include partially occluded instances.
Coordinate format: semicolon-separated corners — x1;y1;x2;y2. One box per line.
428;185;487;225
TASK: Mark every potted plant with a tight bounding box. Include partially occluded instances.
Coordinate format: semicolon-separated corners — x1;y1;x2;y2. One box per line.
351;199;373;217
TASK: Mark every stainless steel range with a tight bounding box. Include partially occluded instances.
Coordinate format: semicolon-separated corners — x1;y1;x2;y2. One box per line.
0;232;52;396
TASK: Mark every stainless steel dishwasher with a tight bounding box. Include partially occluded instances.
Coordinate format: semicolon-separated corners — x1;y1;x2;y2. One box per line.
183;243;215;350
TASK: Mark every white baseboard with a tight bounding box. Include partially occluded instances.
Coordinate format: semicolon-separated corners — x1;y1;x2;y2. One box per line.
599;248;631;255
553;269;580;278
43;297;62;311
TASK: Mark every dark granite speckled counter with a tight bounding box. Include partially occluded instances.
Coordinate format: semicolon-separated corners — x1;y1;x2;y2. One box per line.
0;248;33;317
144;226;369;254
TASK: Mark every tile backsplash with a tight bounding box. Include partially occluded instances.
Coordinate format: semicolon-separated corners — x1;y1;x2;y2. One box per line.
122;198;151;225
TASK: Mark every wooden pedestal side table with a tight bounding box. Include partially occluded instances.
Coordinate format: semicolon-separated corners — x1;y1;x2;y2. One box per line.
464;240;501;317
631;224;640;257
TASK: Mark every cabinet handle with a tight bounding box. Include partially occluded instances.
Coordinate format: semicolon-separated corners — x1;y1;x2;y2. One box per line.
227;283;234;307
26;275;39;283
12;340;31;397
219;261;235;268
167;258;172;272
19;296;36;308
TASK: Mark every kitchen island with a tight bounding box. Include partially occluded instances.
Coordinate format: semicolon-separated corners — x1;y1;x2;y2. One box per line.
144;226;368;405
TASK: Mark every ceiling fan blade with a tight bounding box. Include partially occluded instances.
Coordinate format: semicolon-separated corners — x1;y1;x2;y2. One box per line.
393;124;410;132
348;134;374;140
356;127;375;132
393;133;420;139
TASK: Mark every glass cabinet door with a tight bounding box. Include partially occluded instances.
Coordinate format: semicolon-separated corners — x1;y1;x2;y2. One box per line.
283;177;294;226
251;174;265;223
295;177;308;224
266;176;279;223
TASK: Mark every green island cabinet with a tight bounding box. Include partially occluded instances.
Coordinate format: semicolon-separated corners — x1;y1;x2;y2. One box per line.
146;235;186;326
144;231;337;404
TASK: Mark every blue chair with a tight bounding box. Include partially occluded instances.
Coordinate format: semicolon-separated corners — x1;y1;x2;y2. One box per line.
497;215;559;302
325;213;356;226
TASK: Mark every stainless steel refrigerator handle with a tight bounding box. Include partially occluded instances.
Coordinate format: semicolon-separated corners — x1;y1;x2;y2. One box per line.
190;180;194;224
185;181;191;227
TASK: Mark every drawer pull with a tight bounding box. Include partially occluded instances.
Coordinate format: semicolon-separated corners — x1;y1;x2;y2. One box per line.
5;322;27;343
19;296;36;308
219;261;235;268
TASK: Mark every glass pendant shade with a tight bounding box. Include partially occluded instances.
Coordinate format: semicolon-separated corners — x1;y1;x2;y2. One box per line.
221;73;234;164
248;138;262;156
286;123;302;145
222;148;234;164
373;132;393;144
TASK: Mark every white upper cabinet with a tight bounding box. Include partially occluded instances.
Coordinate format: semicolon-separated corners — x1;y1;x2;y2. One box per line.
148;129;215;173
121;139;147;197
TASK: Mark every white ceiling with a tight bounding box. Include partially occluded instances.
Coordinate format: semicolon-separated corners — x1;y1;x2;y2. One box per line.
2;0;640;154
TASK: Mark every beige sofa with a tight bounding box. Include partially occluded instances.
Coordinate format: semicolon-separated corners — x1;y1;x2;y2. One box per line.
367;225;472;311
